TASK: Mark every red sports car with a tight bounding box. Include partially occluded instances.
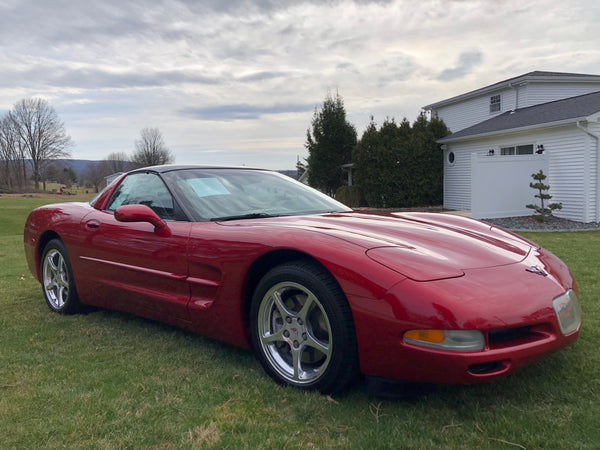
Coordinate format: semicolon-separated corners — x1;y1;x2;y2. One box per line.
24;165;582;394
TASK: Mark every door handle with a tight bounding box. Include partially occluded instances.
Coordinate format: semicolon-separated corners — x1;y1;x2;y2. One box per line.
85;219;100;230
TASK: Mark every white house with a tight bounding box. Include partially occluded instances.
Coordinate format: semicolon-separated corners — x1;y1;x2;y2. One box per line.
423;71;600;222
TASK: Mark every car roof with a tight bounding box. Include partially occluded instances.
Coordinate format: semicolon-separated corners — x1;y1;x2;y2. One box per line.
130;164;267;174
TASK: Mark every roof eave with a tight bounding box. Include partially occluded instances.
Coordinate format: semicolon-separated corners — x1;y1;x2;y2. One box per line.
424;73;600;111
437;116;591;144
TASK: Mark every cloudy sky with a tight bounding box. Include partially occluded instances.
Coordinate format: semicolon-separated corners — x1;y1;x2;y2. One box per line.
2;0;600;169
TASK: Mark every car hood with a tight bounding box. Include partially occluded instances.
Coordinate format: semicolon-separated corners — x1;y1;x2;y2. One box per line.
222;211;533;282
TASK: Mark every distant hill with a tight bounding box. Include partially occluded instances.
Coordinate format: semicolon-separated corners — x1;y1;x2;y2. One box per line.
57;159;101;175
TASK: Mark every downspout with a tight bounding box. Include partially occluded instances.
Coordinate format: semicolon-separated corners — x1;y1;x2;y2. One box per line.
576;120;600;222
508;82;519;110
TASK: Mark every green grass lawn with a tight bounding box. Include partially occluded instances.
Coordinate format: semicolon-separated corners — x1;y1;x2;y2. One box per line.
1;196;598;448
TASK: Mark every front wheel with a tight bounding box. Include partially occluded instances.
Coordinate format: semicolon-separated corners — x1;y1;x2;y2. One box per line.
41;239;81;314
250;261;359;394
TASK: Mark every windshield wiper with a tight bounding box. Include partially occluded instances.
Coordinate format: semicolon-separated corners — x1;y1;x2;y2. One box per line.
210;212;276;222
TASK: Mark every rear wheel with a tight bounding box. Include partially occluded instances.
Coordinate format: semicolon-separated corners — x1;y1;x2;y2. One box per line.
41;239;81;314
250;261;359;394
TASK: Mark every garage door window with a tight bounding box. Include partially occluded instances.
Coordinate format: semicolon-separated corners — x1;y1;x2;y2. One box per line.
500;144;534;156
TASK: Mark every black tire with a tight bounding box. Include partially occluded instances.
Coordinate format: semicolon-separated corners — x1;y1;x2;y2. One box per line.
40;239;81;314
250;261;359;394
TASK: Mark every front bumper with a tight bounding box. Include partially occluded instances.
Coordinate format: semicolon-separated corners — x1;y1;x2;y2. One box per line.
349;248;581;384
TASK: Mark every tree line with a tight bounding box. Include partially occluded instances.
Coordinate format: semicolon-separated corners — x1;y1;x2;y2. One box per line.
0;97;174;193
305;93;450;208
85;127;174;192
2;94;447;202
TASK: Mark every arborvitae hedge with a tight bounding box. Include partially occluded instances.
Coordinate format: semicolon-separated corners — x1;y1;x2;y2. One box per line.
352;113;450;208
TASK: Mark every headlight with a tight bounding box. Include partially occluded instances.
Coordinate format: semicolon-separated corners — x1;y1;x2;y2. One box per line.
553;289;582;335
404;329;485;352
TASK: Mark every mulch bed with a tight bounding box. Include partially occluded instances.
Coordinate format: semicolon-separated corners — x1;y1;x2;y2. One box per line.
483;215;600;232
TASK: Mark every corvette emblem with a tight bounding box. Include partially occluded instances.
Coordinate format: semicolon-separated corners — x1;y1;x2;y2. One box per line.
526;265;548;276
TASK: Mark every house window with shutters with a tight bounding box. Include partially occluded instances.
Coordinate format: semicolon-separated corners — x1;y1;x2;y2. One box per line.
490;94;501;113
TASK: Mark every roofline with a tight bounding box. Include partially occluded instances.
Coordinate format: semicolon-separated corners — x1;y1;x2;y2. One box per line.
129;164;267;173
438;115;592;144
423;71;600;110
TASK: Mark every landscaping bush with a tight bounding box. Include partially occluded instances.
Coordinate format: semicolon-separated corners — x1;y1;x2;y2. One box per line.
335;185;365;207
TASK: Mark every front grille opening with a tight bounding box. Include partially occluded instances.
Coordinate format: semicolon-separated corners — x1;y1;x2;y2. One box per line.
488;325;550;349
468;360;506;375
490;326;531;344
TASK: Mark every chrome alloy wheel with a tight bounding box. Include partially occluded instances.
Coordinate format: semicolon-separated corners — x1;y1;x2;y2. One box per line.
42;249;70;310
257;281;333;385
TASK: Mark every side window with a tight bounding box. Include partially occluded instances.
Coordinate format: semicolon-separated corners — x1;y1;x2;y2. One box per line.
490;94;501;113
106;173;176;220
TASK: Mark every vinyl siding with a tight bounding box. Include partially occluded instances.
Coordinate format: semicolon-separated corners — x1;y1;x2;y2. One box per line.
545;127;588;221
434;89;514;132
443;141;480;210
588;121;600;222
444;133;547;211
444;124;597;222
433;76;600;222
433;81;600;133
520;83;600;109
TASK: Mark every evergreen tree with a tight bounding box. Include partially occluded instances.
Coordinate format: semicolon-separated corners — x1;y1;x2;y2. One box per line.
351;118;391;207
353;113;449;207
526;170;562;222
61;167;77;186
305;92;357;196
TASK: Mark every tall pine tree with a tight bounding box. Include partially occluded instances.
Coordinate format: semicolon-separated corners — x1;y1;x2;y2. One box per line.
305;92;357;196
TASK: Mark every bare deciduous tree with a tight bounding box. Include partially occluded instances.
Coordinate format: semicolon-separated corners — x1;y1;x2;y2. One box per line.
1;116;16;189
85;161;112;193
130;127;173;169
0;114;28;190
105;151;130;174
8;98;72;190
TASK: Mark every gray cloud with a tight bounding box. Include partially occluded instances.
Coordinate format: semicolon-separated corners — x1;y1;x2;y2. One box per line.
0;65;220;90
181;0;395;14
436;50;484;81
236;71;290;82
373;53;419;85
0;2;144;46
180;103;315;121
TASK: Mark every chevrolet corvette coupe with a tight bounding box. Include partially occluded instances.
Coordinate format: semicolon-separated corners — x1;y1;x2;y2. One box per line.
24;165;582;394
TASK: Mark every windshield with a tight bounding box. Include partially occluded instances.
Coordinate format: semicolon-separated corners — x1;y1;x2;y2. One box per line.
161;168;351;221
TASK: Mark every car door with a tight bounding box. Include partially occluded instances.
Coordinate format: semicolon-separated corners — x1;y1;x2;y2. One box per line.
74;172;192;322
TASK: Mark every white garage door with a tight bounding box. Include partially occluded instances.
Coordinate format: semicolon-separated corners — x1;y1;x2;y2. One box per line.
471;153;549;219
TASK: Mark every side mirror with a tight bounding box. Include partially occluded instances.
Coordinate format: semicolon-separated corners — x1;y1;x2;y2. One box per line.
114;204;171;236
